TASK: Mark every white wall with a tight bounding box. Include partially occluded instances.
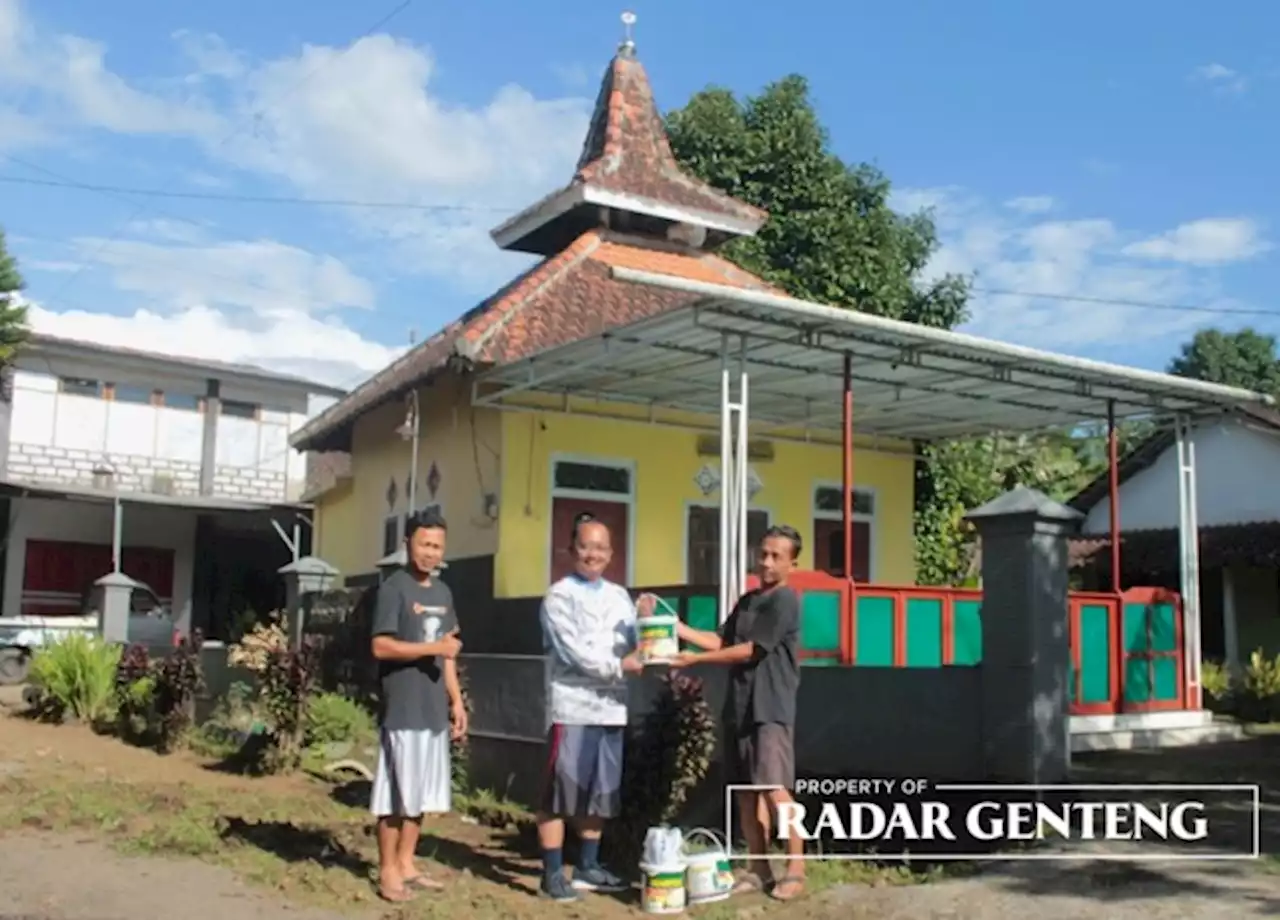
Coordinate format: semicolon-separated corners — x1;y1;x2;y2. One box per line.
1083;420;1280;535
8;366;338;502
3;496;197;624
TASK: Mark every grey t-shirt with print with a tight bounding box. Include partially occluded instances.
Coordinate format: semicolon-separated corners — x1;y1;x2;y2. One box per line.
371;568;458;733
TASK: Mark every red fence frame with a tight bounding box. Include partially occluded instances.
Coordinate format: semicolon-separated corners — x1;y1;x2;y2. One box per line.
745;572;1189;716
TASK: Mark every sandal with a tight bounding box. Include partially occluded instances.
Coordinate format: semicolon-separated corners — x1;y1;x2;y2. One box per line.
732;872;768;895
404;874;445;891
769;876;806;901
377;885;416;903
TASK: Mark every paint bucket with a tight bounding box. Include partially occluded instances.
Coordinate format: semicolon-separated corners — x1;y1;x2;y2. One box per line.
639;863;686;914
681;829;733;905
636;596;680;664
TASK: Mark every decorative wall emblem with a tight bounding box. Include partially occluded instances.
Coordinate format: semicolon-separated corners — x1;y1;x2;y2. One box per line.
427;461;441;500
692;463;764;498
385;477;398;510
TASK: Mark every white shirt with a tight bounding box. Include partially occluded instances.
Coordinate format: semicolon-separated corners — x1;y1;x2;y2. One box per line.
541;574;637;726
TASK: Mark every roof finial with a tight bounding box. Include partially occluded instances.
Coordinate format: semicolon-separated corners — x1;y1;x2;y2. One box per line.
619;10;637;57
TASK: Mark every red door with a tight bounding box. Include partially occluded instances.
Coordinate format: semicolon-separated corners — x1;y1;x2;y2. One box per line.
550;498;629;585
813;519;871;583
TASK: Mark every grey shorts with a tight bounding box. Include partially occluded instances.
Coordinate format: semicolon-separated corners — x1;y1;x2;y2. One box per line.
726;722;795;790
540;723;625;819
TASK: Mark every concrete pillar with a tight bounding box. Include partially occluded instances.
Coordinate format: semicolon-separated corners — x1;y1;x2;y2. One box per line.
964;486;1082;784
0;365;13;477
199;379;221;496
376;548;406;583
95;571;139;644
1222;566;1240;673
278;556;339;649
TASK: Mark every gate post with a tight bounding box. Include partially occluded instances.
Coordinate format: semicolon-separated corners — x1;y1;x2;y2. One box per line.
278;556;340;650
965;486;1082;784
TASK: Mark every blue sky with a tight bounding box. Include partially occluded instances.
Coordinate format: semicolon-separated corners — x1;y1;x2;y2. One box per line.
1;0;1277;390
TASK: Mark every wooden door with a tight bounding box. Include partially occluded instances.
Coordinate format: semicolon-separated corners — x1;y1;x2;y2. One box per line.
813;519;871;582
550;497;629;585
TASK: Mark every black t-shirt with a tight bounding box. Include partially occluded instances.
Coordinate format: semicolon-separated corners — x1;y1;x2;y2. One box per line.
723;584;801;731
371;569;458;732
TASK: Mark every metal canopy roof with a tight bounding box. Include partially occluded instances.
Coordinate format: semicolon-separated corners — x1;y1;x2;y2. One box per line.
472;267;1273;440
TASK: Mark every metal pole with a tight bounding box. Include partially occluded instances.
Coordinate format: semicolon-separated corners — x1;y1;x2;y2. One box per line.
1106;399;1121;593
842;352;854;582
111;493;122;573
291;521;301;563
1186;426;1203;708
408;391;420;514
719;334;731;623
737;336;750;597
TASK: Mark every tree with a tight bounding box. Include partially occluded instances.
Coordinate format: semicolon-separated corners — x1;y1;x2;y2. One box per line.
666;77;1123;585
1168;328;1280;394
0;228;29;364
665;76;969;328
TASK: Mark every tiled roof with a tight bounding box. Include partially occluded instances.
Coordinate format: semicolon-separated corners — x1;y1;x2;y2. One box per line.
1071;520;1280;571
572;51;766;228
291;232;774;452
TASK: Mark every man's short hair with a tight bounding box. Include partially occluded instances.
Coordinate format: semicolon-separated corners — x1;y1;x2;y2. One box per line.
406;507;448;538
762;524;802;560
570;510;599;548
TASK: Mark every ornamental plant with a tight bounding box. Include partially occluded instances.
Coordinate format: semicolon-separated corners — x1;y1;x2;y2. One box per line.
227;618;288;673
151;632;205;753
250;637;323;775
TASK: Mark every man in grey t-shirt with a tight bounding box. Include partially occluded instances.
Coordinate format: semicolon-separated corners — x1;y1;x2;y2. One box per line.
369;509;465;903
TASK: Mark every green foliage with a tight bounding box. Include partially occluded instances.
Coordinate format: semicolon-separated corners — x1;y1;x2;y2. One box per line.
304;691;373;749
665;75;968;329
152;635;205;753
604;673;717;867
0;228;29;364
28;633;121;724
250;639;322;775
1201;660;1234;714
451;661;474;796
113;644;157;744
1168;328;1280;395
912;424;1154;586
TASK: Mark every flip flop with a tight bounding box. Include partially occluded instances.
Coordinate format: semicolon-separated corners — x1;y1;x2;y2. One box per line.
377;885;417;903
404;874;445;891
732;873;767;895
768;876;806;901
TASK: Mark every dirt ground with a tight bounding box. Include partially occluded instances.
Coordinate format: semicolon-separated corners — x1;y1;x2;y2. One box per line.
2;706;1280;919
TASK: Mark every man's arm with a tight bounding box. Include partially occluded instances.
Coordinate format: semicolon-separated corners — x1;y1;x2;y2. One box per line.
676;620;724;651
542;588;623;681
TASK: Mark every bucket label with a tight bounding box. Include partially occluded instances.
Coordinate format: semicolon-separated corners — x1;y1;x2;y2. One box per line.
637;619;678;661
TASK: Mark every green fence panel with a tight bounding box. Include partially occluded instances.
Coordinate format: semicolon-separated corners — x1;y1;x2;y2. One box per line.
683;595;717;651
1150;602;1177;653
855;595;894;666
905;598;943;667
1078;603;1112;705
951;599;982;666
801;590;842;654
1123;602;1150;653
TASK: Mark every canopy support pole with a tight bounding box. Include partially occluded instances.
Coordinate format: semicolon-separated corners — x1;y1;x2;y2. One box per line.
1175;415;1203;709
717;333;750;624
1107;399;1122;592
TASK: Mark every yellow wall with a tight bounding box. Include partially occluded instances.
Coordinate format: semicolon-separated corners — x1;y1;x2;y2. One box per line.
495;408;916;598
312;374;502;578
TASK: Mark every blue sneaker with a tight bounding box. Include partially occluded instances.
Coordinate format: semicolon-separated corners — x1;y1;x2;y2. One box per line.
572;865;627;893
541;871;580;903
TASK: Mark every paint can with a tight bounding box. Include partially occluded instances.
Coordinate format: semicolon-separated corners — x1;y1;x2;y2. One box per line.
639;863;686;914
636;596;680;664
682;829;733;904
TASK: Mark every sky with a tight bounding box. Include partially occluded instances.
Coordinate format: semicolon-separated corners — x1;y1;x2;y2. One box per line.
0;0;1277;393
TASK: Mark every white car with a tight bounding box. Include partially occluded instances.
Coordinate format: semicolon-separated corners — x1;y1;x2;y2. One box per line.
0;582;178;685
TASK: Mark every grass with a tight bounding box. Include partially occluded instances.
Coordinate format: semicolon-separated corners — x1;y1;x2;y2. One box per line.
0;716;958;918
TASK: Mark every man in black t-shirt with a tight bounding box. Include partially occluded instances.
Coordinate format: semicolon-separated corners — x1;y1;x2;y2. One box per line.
368;510;466;903
673;524;804;902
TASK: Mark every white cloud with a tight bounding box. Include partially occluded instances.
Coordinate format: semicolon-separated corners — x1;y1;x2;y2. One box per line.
1190;62;1248;94
26;297;398;389
1123;218;1269;266
1004;195;1055;215
901;187;1240;351
0;0;594;386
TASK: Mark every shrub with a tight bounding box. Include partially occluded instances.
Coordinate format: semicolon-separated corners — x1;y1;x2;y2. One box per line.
114;644;157;744
151;633;205;753
1239;649;1280;722
305;691;374;749
251;638;323;775
452;662;474;796
604;672;717;867
227;618;288;673
28;632;121;724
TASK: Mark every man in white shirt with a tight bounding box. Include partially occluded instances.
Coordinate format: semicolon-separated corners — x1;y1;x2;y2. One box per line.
536;512;648;903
